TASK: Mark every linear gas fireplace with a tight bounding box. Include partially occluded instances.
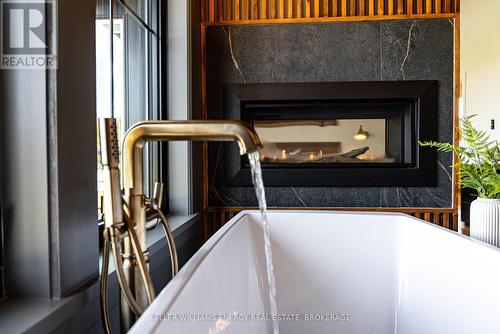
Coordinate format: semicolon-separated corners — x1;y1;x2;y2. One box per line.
223;81;438;187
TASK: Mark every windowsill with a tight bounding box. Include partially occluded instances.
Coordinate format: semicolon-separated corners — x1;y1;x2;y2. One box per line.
0;213;200;334
104;213;200;274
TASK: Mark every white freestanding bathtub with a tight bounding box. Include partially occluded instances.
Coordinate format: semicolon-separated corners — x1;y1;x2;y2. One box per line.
130;211;500;334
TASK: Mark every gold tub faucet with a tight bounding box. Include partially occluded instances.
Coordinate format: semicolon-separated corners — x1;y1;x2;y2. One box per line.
99;119;262;333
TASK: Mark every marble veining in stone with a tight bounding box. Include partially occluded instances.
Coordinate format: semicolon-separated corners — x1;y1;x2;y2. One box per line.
291;187;308;208
395;21;417;80
223;26;247;84
438;160;453;182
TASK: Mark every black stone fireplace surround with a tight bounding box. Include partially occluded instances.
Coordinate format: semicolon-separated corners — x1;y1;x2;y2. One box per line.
205;19;454;208
223;81;438;187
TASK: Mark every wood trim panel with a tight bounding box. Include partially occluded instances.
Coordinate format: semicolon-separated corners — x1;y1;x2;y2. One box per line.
204;207;459;239
202;0;459;23
452;14;460;232
201;13;457;26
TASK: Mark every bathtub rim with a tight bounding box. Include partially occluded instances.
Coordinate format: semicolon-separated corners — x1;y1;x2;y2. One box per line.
130;210;495;333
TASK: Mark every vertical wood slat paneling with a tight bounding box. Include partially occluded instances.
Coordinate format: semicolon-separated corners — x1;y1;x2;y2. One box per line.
322;0;329;16
202;0;206;21
320;0;330;17
261;0;267;19
435;0;441;13
211;211;217;234
359;0;365;15
270;0;276;19
349;0;356;16
227;0;232;20
202;0;459;24
218;0;223;21
377;0;384;15
368;0;374;15
416;0;423;14
305;0;311;18
425;0;432;14
209;0;215;21
314;0;320;17
331;0;338;16
279;0;285;18
453;213;459;231
287;0;293;17
443;212;450;229
407;0;414;14
444;0;451;13
220;211;226;229
242;0;249;19
387;0;394;15
397;0;404;14
235;0;240;20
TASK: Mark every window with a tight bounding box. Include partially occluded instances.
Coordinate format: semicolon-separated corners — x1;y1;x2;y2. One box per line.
95;0;165;227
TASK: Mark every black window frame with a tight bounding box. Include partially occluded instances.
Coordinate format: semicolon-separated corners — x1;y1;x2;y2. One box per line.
0;201;3;299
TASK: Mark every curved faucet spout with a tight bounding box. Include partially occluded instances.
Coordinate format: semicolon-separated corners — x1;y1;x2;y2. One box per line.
116;119;262;328
122;120;262;192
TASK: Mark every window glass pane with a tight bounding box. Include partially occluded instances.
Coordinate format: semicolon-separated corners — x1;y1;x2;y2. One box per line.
122;13;148;128
96;17;126;209
96;0;155;220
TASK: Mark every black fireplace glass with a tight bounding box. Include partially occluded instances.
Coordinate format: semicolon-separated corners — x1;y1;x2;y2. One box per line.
245;100;413;167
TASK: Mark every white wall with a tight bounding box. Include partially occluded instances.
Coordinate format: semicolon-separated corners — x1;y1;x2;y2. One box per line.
461;0;500;141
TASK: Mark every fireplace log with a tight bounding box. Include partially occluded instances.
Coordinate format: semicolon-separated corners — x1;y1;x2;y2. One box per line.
313;146;370;163
339;147;370;158
255;120;338;127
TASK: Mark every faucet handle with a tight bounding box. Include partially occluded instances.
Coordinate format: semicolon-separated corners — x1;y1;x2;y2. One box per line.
145;182;164;229
150;182;164;210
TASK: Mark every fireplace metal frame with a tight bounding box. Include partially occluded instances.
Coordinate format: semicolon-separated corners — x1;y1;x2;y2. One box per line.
223;81;438;187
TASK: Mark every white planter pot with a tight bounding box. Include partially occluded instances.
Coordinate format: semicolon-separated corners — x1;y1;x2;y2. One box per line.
470;198;500;247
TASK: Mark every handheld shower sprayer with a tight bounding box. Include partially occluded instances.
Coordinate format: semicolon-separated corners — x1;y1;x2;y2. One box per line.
99;118;175;334
100;119;124;228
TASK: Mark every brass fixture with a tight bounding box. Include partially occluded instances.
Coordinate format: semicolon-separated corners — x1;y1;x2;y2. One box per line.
354;125;369;141
99;118;155;334
99;119;262;333
122;120;262;192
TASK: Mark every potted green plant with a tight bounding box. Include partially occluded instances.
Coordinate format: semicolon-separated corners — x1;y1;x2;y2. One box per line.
420;116;500;246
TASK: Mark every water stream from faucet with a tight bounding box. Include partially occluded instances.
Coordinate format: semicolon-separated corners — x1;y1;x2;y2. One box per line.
247;152;279;334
